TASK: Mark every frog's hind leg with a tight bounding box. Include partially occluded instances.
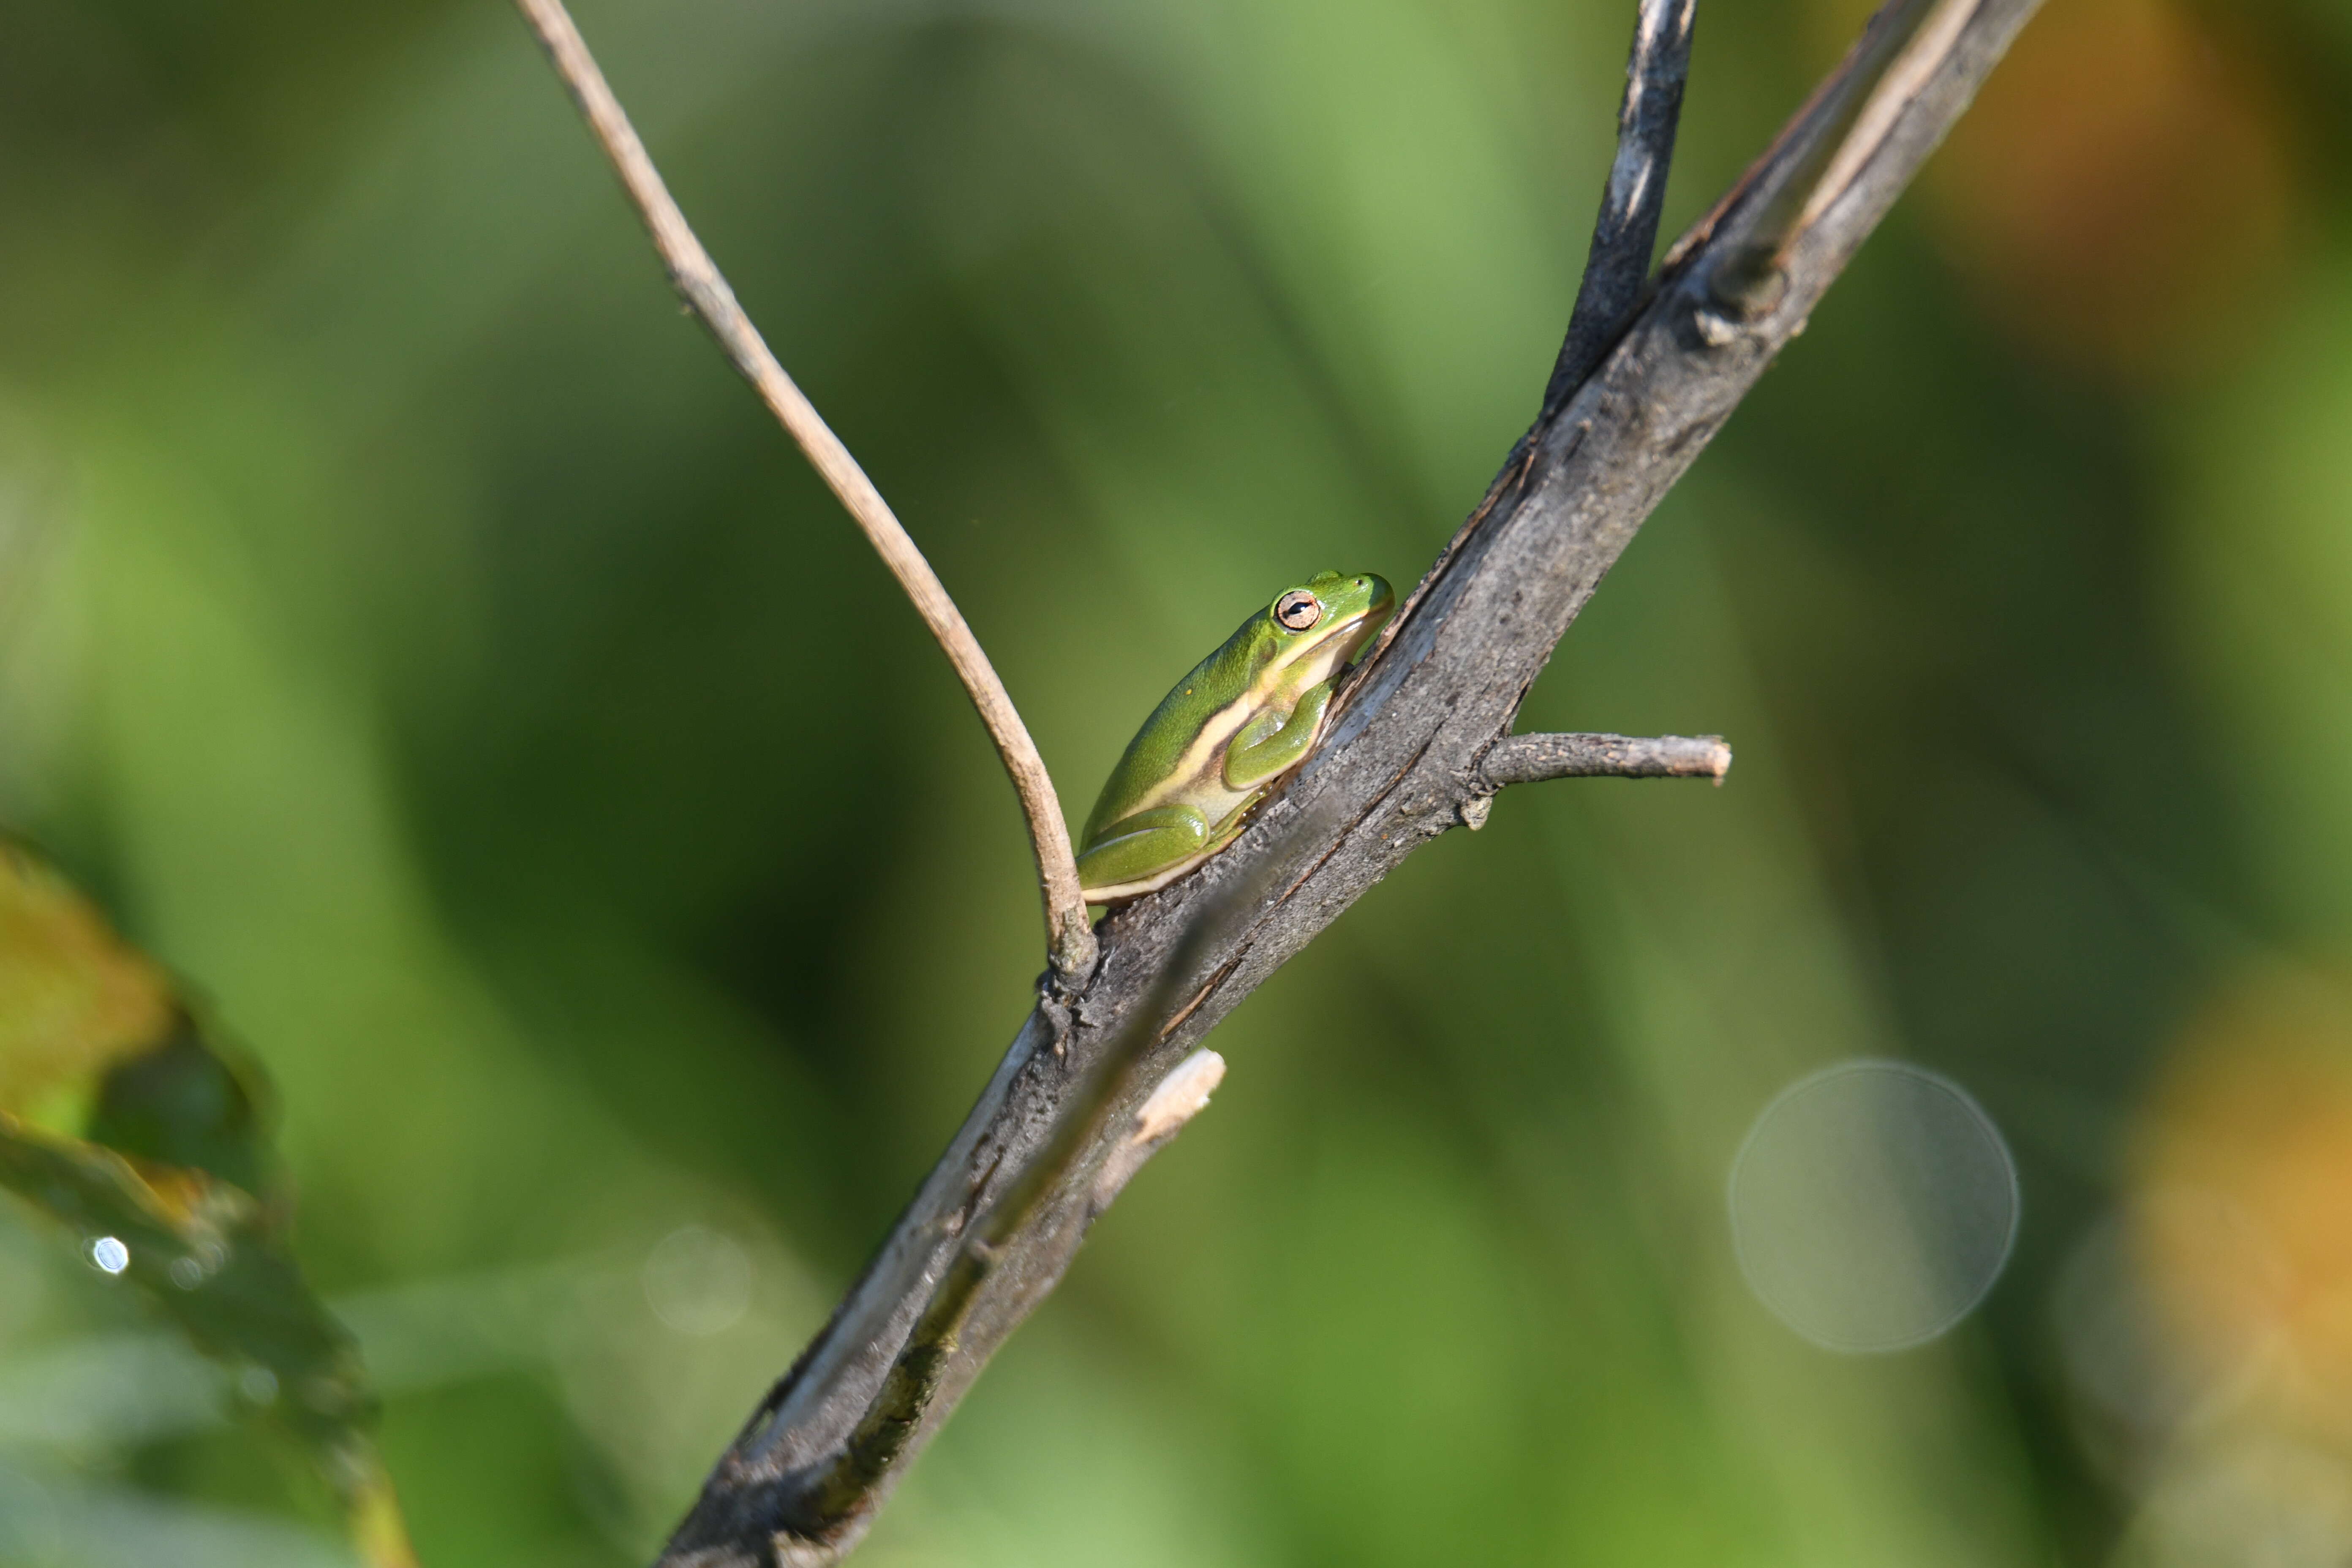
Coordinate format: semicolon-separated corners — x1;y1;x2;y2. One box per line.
1077;805;1213;901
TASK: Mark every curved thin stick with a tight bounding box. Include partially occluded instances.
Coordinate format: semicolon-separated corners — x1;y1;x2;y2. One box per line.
510;0;1096;978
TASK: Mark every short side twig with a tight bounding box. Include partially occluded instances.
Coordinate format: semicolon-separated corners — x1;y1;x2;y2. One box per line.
792;887;1252;1536
1542;0;1699;415
1480;732;1731;786
1089;1048;1226;1214
509;0;1095;979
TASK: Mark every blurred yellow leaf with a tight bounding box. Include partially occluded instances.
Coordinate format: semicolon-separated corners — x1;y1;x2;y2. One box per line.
2134;969;2352;1450
0;840;175;1119
1923;0;2296;378
0;838;418;1568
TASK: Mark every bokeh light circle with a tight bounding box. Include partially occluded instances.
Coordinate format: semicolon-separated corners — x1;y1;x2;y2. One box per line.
642;1225;754;1337
1729;1059;2020;1353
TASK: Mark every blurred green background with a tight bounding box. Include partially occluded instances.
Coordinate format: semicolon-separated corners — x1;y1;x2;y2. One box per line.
5;0;2352;1562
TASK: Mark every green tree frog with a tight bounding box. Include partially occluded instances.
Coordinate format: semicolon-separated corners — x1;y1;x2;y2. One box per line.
1077;570;1395;903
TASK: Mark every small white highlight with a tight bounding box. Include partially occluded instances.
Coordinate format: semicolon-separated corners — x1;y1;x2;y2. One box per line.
642;1225;754;1337
85;1237;129;1276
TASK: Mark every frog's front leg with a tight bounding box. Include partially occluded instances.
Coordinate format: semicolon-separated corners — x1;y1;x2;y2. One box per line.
1076;805;1214;899
1223;679;1335;788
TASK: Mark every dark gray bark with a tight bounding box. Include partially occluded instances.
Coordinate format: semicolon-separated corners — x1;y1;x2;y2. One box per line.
658;0;2043;1562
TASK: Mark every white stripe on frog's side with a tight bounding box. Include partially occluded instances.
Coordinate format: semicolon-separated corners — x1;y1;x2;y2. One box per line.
1082;640;1368;901
1117;694;1263;829
1117;624;1366;824
1078;850;1216;903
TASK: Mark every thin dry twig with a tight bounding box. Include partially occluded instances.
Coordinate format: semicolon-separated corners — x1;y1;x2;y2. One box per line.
509;0;1096;980
1452;732;1727;829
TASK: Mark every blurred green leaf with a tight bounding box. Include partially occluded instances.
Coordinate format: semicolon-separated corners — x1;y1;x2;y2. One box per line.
0;838;416;1568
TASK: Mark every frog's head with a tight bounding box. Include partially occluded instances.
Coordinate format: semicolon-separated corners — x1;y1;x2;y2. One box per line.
1255;569;1394;689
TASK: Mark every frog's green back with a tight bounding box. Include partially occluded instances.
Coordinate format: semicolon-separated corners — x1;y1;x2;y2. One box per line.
1079;571;1393;856
1081;615;1274;844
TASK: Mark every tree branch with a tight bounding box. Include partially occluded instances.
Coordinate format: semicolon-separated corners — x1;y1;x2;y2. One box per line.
655;0;2044;1561
508;0;1096;980
787;852;1290;1539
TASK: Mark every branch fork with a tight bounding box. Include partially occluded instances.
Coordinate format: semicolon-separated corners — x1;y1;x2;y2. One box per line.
509;0;1096;981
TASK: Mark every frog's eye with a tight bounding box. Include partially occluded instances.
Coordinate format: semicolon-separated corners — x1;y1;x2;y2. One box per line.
1274;590;1323;632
